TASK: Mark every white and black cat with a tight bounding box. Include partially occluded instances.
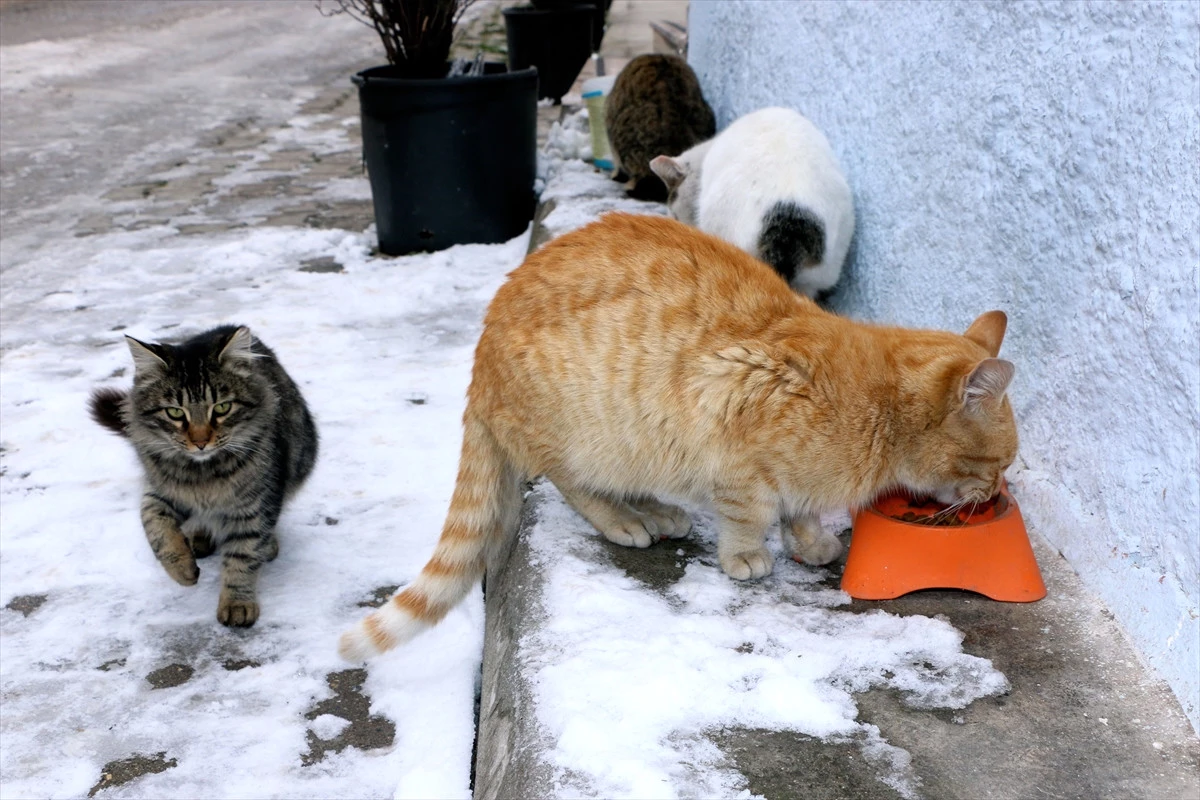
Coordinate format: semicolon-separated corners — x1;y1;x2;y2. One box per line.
650;106;855;298
90;325;318;627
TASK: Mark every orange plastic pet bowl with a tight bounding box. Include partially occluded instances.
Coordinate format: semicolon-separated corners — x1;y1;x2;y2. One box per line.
840;485;1046;602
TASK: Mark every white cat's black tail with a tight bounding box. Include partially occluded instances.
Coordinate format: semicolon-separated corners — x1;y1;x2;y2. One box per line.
338;413;523;660
757;200;826;284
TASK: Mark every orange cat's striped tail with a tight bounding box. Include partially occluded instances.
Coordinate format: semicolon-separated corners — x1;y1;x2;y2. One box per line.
338;414;522;661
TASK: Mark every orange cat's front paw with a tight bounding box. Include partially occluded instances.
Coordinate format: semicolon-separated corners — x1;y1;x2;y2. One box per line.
720;548;773;580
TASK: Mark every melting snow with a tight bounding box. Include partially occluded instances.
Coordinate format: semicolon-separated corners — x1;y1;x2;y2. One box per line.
522;484;1007;798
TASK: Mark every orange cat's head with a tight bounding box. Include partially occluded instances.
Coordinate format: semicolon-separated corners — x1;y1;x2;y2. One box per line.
892;311;1018;507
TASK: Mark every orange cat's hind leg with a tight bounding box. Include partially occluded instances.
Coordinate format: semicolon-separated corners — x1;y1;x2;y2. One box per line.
781;513;843;566
558;484;668;548
626;496;692;540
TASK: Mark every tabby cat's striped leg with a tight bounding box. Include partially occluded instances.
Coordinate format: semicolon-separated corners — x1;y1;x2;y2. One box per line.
216;529;268;627
781;512;843;566
713;488;776;580
257;532;279;562
140;494;198;586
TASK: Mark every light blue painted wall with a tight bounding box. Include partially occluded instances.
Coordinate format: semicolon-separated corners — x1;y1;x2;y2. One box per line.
688;0;1199;731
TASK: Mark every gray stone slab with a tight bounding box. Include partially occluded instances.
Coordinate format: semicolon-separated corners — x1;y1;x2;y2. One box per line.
475;491;559;800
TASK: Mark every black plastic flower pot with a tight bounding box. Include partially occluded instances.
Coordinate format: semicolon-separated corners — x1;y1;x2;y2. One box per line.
528;0;608;51
503;6;595;103
352;63;538;255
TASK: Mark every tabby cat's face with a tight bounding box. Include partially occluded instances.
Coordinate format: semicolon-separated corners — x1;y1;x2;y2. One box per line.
126;328;267;462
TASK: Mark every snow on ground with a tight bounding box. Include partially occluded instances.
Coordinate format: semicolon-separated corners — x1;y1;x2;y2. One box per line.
1;221;522;798
2;89;1008;799
0;38;151;93
522;481;1007;799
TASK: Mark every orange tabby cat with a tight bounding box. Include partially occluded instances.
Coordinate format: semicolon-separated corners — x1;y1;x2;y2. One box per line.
340;213;1017;660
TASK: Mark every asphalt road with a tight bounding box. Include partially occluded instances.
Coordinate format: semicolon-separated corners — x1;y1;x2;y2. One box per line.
0;0;378;270
0;0;226;47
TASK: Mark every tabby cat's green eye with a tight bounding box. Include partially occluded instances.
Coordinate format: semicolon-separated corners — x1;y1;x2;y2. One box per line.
213;401;232;416
165;407;186;420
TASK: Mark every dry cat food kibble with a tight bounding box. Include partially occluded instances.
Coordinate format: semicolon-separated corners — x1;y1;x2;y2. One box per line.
896;511;967;527
888;494;1007;527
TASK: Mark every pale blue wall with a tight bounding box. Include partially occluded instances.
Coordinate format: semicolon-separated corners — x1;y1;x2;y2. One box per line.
688;0;1199;731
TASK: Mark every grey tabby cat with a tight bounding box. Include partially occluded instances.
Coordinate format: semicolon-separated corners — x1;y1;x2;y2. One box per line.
90;325;318;627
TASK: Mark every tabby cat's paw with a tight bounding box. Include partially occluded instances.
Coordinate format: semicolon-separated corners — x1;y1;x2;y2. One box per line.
795;533;843;566
720;548;774;580
162;553;199;586
601;520;656;549
217;594;259;628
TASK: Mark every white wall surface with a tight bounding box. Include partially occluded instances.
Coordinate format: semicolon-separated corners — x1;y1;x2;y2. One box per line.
688;0;1199;731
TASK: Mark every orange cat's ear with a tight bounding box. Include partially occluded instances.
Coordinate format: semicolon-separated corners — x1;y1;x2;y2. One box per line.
963;358;1015;409
963;311;1007;356
650;155;688;191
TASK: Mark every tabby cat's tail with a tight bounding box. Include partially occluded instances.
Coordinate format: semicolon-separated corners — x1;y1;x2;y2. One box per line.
338;413;523;661
89;388;130;436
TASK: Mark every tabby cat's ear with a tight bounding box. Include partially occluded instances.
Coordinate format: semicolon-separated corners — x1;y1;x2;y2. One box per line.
125;336;167;374
963;310;1007;357
218;326;256;361
649;155;688;191
963;358;1015;409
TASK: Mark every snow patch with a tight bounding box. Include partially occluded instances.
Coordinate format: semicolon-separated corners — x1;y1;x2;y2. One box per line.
0;223;527;798
0;38;150;93
522;484;1008;798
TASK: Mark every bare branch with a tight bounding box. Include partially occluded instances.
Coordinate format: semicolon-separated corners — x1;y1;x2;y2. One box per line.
317;0;477;75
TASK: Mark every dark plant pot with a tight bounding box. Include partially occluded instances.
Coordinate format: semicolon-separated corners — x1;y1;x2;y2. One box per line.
352;63;538;255
527;0;608;51
503;6;595;103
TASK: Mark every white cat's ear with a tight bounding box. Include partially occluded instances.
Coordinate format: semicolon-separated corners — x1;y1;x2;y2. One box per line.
218;326;256;361
125;336;167;374
650;155;688;191
963;310;1007;357
963;358;1014;409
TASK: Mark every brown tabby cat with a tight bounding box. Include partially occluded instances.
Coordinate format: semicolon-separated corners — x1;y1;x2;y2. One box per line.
605;54;716;201
340;213;1017;660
